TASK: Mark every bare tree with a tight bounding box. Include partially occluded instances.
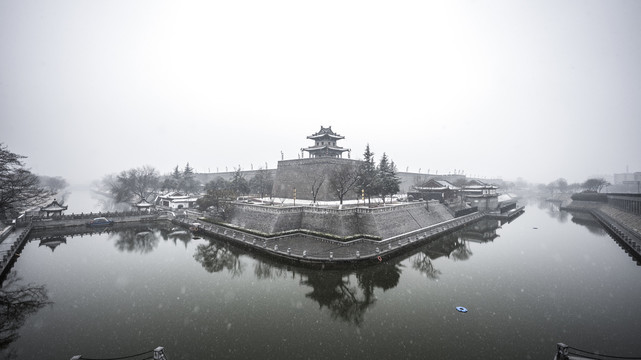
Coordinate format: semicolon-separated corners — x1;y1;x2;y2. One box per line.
0;144;50;220
329;163;359;205
304;167;325;204
103;165;160;204
583;178;610;193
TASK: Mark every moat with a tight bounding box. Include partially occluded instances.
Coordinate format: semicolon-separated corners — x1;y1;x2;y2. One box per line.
2;193;641;360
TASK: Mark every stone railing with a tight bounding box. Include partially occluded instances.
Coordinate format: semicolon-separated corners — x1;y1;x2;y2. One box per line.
18;209;161;225
607;194;641;216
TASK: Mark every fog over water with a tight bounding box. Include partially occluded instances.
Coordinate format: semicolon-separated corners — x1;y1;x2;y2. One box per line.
1;1;640;185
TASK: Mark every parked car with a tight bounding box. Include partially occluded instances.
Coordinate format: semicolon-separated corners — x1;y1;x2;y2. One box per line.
86;217;114;226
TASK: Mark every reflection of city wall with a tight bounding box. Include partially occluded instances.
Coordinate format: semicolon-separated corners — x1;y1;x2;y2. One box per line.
569;212;606;236
559;195;641;264
192;224;480;325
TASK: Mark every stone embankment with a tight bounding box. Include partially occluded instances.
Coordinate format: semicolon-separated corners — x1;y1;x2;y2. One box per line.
225;201;454;240
180;201;488;265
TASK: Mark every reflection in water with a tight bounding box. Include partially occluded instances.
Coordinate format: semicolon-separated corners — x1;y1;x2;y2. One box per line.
0;273;51;359
189;218;502;326
539;198;569;223
303;264;401;326
110;228;161;253
570;212;607;236
253;261;290;280
193;242;244;276
412;254;441;279
6;204;641;359
37;236;67;252
192;238;403;326
460;218;501;243
302;271;375;326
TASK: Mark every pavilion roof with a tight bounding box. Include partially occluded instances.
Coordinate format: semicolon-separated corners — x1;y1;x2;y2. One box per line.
307;126;345;140
134;198;154;207
416;178;459;190
302;145;348;152
464;179;497;189
41;199;68;212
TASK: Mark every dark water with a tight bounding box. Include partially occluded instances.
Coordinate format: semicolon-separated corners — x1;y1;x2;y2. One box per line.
2;199;641;360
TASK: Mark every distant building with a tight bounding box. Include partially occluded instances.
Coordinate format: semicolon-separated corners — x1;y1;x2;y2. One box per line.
133;198;154;211
462;179;499;211
614;172;641;185
410;179;460;202
155;192;199;209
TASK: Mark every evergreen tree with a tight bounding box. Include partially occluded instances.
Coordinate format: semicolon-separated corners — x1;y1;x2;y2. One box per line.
230;168;250;197
356;144;377;204
249;168;273;198
377;153;390;203
180;162;200;194
377;154;401;203
172;165;181;180
183;162;194;177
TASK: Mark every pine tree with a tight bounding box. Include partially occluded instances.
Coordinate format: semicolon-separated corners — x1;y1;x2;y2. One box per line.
377;154;401;203
357;144;378;204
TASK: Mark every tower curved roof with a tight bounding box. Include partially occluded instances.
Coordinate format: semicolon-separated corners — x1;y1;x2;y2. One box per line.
307;126;345;140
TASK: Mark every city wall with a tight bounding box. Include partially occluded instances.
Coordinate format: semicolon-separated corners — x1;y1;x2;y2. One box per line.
272;158;363;201
225;201;454;240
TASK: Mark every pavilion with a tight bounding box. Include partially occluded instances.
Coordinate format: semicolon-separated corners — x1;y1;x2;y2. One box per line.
40;199;68;217
134;198;154;211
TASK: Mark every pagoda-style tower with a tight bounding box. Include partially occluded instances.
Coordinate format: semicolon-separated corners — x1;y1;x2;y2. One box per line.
301;126;350;158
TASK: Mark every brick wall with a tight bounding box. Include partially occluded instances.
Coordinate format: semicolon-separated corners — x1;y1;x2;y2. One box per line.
226;201;454;240
272;158;362;201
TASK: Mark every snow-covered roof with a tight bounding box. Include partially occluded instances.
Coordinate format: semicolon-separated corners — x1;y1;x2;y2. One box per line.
134;198;154;207
307;126;345;140
302;145;348;152
41;199;68;212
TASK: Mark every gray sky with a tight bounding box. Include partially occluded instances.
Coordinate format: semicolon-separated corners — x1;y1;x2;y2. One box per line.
1;0;640;185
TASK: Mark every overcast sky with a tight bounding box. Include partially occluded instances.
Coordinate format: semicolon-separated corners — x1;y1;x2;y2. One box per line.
1;0;640;186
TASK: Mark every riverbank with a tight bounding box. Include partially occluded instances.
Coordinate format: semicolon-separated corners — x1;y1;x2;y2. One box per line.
561;199;641;258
